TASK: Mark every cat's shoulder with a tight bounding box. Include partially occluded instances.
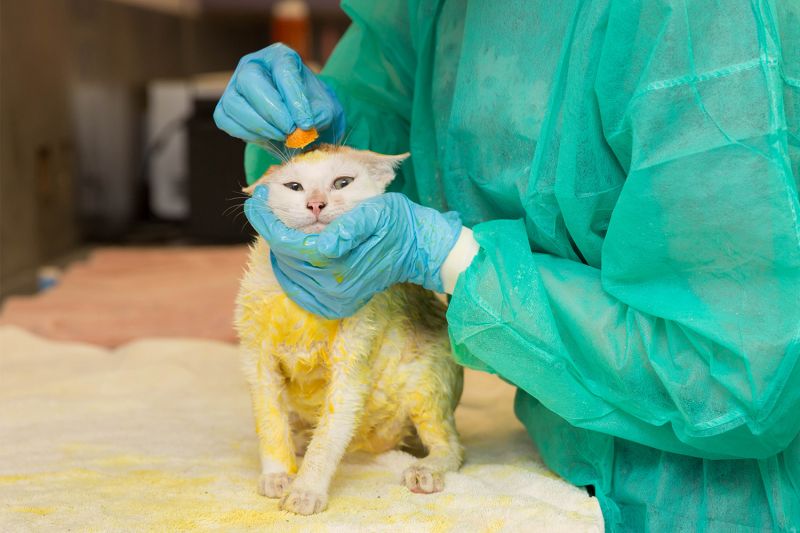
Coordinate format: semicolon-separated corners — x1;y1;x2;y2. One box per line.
239;237;282;296
366;284;448;323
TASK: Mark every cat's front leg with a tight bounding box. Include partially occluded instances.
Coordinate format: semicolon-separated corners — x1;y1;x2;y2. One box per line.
280;321;374;515
242;345;296;498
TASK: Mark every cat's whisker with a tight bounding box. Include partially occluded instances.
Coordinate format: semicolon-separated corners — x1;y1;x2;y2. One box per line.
240;217;252;233
331;118;350;146
258;139;291;164
272;140;294;164
222;204;244;217
222;197;248;207
338;126;353;147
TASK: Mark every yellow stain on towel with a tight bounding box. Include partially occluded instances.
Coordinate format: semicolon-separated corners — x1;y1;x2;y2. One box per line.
0;473;30;483
12;507;52;516
380;506;455;532
92;453;166;468
0;465;213;492
481;518;507;533
0;449;600;530
1;454;449;530
0;461;268;530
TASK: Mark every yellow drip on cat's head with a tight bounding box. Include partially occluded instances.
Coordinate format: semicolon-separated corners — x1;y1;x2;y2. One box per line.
292;149;329;163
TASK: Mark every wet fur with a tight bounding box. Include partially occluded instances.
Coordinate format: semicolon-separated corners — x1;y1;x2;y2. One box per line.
235;145;463;515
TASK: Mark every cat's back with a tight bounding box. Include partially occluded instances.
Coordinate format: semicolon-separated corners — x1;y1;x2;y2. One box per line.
369;283;450;347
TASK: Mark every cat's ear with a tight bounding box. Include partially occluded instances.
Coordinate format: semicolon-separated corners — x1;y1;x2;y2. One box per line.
242;166;279;195
242;182;259;195
358;151;410;188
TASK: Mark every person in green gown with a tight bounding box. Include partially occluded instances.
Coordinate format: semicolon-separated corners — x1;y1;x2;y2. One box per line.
215;2;800;530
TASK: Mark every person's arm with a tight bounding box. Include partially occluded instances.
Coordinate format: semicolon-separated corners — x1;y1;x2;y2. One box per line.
447;2;800;460
440;228;479;294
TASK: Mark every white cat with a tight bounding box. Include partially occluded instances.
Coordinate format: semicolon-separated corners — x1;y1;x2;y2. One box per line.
235;144;463;515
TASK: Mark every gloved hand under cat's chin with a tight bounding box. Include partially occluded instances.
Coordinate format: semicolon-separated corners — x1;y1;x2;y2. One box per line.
244;186;463;319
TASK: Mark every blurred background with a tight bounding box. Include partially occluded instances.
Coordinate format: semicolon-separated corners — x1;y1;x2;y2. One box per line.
0;0;347;301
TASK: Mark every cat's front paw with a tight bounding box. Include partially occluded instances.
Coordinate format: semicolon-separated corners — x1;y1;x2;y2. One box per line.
258;472;292;498
280;486;328;515
403;465;445;494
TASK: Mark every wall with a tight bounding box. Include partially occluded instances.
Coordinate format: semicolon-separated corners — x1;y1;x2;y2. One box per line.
0;0;344;298
0;0;78;297
0;0;271;297
69;0;271;239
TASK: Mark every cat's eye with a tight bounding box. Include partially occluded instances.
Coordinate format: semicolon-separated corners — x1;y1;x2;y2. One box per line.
284;182;304;192
332;176;354;190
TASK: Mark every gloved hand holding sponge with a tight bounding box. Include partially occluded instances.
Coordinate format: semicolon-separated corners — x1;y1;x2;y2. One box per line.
214;43;345;145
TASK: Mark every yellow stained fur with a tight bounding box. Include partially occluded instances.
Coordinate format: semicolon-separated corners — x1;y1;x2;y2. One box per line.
292;149;329;163
236;238;463;514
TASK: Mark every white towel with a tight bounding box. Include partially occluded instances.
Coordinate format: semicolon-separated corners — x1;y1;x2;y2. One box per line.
0;326;602;532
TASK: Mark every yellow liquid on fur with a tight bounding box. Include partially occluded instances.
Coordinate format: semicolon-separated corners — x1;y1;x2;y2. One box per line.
237;236;462;510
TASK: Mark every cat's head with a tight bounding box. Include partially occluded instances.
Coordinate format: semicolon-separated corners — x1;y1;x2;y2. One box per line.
244;144;409;233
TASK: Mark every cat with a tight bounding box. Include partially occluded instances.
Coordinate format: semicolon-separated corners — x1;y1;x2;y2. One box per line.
235;144;464;515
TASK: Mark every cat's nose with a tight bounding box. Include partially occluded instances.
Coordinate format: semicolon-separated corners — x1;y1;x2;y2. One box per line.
306;201;327;217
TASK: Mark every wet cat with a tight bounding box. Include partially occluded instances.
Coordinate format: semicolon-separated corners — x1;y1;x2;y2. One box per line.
235;144;463;515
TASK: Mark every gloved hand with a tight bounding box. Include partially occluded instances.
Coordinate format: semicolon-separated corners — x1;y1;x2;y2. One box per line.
244;186;463;318
213;43;345;144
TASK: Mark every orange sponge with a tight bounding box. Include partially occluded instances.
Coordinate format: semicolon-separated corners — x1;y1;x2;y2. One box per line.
285;127;319;149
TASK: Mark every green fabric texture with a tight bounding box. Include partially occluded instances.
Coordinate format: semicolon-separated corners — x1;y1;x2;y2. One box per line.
245;0;800;530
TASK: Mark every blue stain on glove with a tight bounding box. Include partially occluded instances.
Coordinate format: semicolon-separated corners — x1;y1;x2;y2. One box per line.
244;186;462;319
213;43;345;145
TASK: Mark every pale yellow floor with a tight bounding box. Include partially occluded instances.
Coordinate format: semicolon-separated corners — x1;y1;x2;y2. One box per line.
0;326;602;532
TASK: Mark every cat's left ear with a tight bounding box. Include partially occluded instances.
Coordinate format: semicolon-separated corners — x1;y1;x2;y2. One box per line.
359;151;410;188
242;165;279;195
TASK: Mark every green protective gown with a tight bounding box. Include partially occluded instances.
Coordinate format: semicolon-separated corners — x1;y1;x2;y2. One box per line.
245;1;800;530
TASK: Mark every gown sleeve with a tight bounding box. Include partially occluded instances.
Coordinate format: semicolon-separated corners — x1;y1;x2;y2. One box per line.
447;0;800;460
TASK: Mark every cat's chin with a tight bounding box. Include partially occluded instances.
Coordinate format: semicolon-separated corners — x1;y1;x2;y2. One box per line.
301;222;327;234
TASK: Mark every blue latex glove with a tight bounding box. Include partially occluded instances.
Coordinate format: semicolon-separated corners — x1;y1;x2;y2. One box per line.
213;43;345;144
244;186;463;318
